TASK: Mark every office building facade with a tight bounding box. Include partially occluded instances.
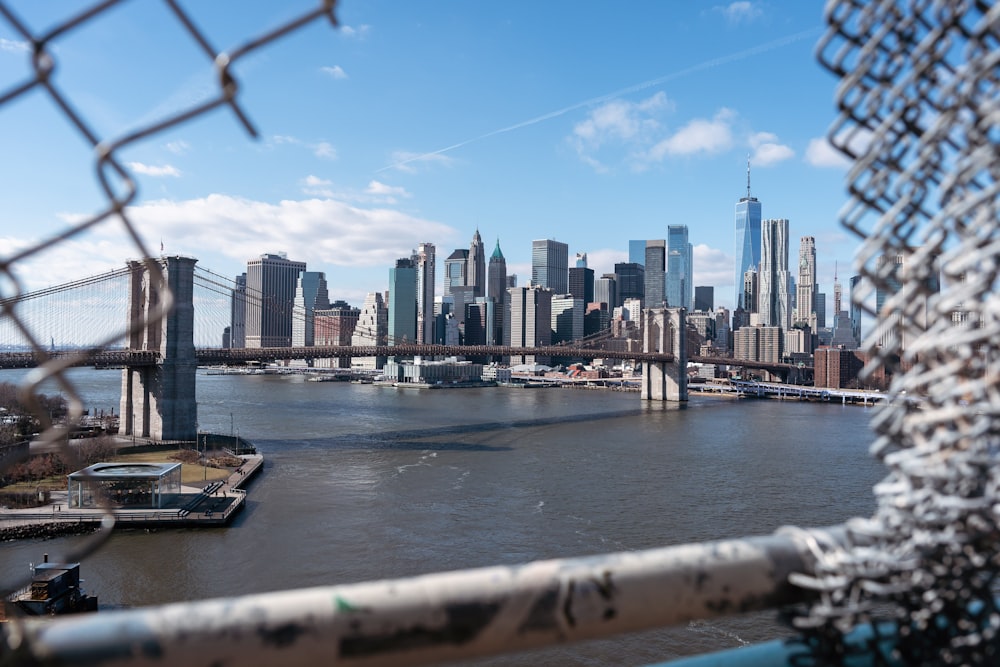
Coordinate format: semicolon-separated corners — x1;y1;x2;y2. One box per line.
644;240;666;308
292;271;331;348
508;286;553;366
414;242;436;344
569;266;594;306
734;163;762;310
487;239;508;347
351;292;387;369
531;239;568;293
443;249;468;298
228;273;247;348
694;286;714;312
614;262;645;307
551;295;584;344
795;236;817;332
245;253;307;348
595;274;617;310
759;218;791;331
388;258;417;346
468;230;486;299
667;225;692;309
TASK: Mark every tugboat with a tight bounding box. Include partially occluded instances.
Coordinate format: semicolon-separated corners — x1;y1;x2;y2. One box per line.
5;554;98;617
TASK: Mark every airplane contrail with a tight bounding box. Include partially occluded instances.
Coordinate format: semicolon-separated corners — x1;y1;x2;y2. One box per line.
376;27;822;174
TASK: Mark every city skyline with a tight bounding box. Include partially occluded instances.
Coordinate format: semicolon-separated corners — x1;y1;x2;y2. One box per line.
1;2;856;315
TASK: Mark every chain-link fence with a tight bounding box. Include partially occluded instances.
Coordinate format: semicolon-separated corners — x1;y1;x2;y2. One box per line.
2;0;999;664
0;0;337;612
786;1;1000;664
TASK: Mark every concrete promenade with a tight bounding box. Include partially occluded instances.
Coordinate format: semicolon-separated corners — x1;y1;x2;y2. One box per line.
0;454;263;535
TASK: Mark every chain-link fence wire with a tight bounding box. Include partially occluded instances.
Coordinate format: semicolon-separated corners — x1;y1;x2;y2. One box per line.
2;0;998;662
0;0;337;612
784;1;1000;664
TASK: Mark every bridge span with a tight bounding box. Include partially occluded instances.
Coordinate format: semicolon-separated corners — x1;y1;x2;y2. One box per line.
1;257;688;441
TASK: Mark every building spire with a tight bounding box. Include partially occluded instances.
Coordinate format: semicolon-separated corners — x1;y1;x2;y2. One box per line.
746;153;752;199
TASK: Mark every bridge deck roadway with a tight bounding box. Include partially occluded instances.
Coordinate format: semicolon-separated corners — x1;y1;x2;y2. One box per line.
0;346;675;369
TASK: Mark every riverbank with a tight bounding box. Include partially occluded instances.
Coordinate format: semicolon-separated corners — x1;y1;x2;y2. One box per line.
0;452;263;540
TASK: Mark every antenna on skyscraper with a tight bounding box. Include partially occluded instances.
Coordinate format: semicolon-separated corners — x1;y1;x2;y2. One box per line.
746;153;752;199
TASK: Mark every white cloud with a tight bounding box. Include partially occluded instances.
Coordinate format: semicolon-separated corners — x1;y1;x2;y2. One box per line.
582;248;627;280
570;92;672;170
749;132;794;166
270;135;337;160
1;38;30;53
300;175;334;197
339;24;371;39
313;142;336;159
365;180;411;201
321;65;348;80
128;162;181;177
805;136;853;168
647;108;736;160
122;194;454;270
714;2;763;25
692;244;734;290
165;140;190;155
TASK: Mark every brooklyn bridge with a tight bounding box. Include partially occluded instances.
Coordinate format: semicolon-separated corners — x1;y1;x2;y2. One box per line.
0;256;799;440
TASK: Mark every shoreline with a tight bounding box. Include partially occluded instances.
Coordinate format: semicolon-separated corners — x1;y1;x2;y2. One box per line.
0;451;263;541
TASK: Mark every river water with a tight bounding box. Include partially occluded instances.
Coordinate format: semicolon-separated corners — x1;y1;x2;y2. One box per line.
0;368;887;665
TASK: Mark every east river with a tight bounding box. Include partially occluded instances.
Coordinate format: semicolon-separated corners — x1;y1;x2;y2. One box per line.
0;368;886;665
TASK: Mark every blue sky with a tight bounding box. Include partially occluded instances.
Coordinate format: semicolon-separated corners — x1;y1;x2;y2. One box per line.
0;1;858;316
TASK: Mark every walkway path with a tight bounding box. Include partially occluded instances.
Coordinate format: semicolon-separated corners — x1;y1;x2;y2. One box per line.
0;453;264;533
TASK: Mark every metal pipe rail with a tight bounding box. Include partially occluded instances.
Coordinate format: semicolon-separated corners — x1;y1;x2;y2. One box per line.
0;526;848;667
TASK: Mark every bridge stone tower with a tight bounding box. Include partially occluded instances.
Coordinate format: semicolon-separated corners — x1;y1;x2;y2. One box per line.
119;256;198;441
641;308;687;402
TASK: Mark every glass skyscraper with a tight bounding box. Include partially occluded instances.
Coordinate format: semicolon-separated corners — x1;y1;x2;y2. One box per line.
734;163;762;310
531;239;568;293
388;258;417;345
666;225;692;309
644;240;666;308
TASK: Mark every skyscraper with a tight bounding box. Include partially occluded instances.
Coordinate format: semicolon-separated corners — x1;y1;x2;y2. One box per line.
443;249;468;297
759;218;790;330
487;239;508;346
644;240;666;308
314;302;359;368
388;258;417;346
468;230;486;299
228;273;246;348
667;225;692;309
568;266;595;305
734;160;762;310
575;252;588;268
551;294;584;344
595;274;617;310
614;262;645;307
795;236;817;332
414;242;435;344
694;286;714;312
850;274;863;346
292;271;331;348
531;239;568;293
874;251;939;350
245;253;307;348
507;286;553;366
351;292;387;369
